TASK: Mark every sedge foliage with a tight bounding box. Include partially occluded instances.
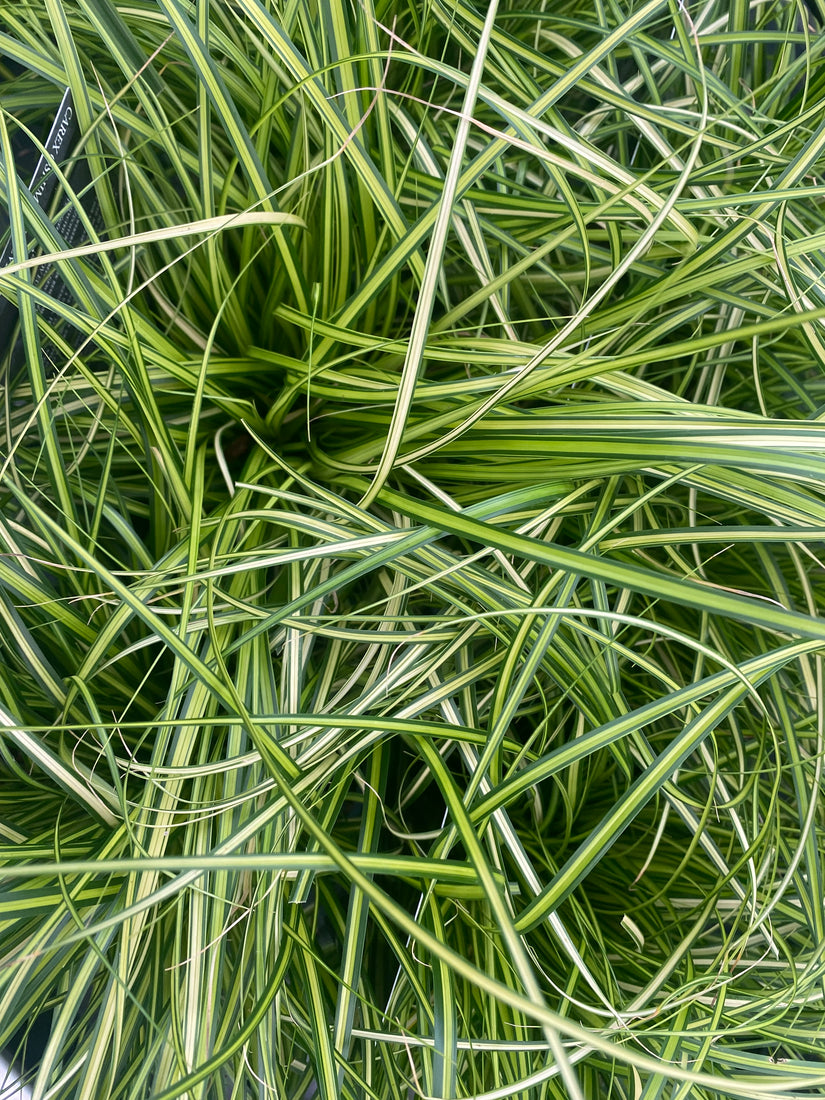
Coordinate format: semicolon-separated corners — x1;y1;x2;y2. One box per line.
1;1;825;1097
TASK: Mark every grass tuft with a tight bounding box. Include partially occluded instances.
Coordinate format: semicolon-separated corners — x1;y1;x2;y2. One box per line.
2;1;825;1097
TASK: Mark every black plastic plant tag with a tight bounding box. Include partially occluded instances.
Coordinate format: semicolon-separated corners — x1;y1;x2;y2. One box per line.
0;87;102;376
17;88;77;239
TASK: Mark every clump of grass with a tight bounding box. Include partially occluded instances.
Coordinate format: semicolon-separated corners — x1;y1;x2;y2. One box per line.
2;1;825;1097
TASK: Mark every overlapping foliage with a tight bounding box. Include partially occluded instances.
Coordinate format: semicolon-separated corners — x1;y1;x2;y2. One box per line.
2;1;825;1097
